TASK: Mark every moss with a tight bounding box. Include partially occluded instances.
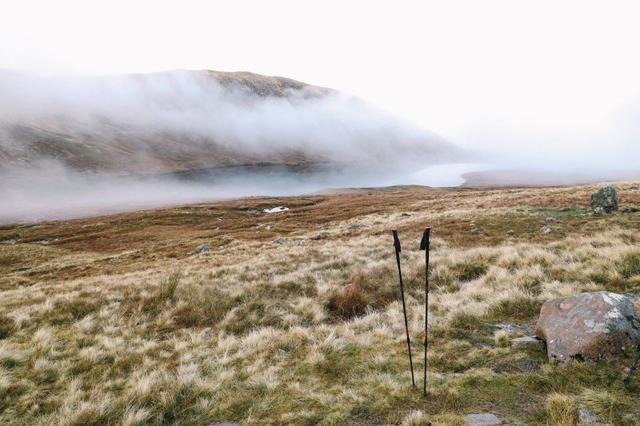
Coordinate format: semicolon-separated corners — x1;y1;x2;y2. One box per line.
0;315;14;339
618;251;640;279
451;259;489;282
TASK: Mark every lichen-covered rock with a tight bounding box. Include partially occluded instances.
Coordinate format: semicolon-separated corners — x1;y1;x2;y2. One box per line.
591;186;619;214
535;291;640;364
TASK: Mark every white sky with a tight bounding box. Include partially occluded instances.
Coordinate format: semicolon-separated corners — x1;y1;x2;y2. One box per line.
1;0;640;167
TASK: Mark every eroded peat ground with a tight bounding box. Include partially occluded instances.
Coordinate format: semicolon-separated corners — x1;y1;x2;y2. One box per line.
1;182;640;425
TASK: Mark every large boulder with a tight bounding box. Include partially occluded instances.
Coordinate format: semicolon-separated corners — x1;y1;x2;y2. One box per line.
535;291;640;364
591;186;619;214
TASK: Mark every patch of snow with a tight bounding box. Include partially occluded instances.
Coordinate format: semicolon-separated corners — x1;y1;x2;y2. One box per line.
263;206;289;213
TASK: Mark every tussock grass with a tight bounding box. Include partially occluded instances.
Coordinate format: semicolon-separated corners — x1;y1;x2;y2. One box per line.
545;393;578;425
0;182;639;424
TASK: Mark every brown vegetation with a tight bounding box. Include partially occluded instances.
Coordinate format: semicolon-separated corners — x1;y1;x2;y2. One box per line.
0;182;639;424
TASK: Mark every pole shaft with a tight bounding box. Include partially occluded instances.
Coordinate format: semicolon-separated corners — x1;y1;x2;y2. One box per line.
423;235;430;397
393;231;415;388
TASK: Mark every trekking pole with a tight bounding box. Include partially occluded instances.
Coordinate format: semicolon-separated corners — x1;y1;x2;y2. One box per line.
419;227;431;397
392;230;415;388
624;346;640;387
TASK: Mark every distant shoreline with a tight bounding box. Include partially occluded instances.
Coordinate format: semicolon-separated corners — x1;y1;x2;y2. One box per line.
462;169;640;188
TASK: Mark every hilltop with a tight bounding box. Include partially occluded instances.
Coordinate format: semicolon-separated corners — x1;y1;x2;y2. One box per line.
0;70;457;176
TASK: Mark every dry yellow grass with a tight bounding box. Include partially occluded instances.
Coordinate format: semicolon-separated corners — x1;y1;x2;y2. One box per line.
0;182;639;424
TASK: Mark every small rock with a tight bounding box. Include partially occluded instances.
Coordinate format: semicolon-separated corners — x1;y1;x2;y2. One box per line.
541;226;553;234
400;213;411;217
545;216;559;222
347;223;365;231
274;238;287;245
201;327;213;338
195;244;209;254
578;409;600;424
293;239;306;246
591;186;619;214
493;323;528;334
463;413;501;425
511;336;545;350
506;230;515;235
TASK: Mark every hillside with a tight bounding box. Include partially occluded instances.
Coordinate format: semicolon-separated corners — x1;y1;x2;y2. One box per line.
0;70;457;175
0;182;639;424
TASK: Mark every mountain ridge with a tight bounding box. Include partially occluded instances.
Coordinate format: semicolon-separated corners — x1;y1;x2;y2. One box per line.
0;69;458;175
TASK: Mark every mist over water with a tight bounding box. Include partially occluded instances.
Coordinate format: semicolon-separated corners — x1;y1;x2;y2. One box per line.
1;70;638;224
0;70;462;224
0;160;472;224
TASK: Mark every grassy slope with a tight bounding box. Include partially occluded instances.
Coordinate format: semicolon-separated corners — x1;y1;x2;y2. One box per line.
0;182;639;425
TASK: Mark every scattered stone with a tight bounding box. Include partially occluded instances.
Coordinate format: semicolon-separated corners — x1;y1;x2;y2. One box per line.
591;186;619;214
541;226;553;234
578;409;600;424
195;244;209;254
293;239;306;246
347;223;365;231
511;336;545;350
201;327;213;338
463;413;501;425
274;238;287;245
263;206;289;213
506;230;514;235
493;322;530;335
535;291;640;364
545;216;559;222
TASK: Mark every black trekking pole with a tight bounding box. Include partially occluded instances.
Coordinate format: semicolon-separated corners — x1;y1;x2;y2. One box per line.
392;230;415;388
419;227;431;397
624;346;640;387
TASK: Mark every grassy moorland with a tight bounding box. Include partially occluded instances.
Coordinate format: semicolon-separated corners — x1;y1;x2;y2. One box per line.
0;182;639;425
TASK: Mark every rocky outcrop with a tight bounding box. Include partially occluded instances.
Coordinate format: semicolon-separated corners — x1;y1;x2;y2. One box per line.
535;292;640;364
591;186;619;214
